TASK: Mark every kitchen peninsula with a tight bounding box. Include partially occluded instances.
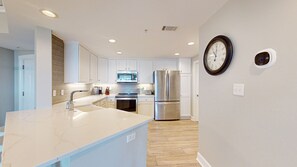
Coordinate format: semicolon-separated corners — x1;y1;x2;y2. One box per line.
2;95;152;167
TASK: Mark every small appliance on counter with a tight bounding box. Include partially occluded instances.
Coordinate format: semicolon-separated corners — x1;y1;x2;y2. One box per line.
91;86;103;95
105;87;110;95
98;86;103;95
91;86;100;95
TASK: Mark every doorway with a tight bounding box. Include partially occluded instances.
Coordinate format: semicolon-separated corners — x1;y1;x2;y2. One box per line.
192;60;199;121
18;55;35;110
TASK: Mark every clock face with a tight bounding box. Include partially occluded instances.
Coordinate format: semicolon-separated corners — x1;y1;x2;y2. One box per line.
203;35;233;75
206;41;227;71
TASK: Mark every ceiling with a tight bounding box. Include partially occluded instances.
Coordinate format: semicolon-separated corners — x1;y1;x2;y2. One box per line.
0;0;228;58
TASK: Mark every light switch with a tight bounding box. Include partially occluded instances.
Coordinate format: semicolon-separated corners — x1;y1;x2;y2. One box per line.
53;90;56;97
61;90;64;96
233;84;244;96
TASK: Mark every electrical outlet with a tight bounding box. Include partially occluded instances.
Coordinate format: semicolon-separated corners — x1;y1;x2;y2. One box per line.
53;90;56;97
61;90;64;96
126;132;136;143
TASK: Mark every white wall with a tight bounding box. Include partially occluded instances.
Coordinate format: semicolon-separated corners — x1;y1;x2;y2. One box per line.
199;0;297;166
35;27;52;109
0;47;14;126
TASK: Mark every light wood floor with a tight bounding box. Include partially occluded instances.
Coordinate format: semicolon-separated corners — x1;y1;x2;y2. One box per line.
147;120;201;167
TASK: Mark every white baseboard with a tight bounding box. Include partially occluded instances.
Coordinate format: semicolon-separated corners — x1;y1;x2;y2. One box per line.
180;116;191;120
197;152;212;167
191;116;198;122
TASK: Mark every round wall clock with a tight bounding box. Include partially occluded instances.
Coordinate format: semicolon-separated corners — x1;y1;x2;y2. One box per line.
203;35;233;75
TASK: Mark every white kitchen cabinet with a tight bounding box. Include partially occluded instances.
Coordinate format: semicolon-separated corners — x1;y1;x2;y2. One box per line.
108;59;117;84
178;58;191;74
90;54;98;83
65;42;92;83
180;97;191;117
153;59;178;71
137;60;153;83
116;59;137;71
98;57;108;83
138;97;154;118
180;73;191;118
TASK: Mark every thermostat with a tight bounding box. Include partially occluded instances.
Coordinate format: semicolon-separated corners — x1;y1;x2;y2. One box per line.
254;48;276;68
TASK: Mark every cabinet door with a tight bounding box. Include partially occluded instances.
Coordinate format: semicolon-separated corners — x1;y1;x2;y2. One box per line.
108;59;117;83
79;46;90;83
138;101;154;118
98;57;108;83
126;60;137;71
90;54;98;83
180;74;191;97
138;60;153;83
180;97;191;117
178;58;191;74
116;59;126;71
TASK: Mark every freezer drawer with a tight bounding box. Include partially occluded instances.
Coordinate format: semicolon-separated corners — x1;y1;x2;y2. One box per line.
154;102;180;120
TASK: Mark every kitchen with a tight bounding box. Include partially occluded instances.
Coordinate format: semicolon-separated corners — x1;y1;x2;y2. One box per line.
1;0;295;167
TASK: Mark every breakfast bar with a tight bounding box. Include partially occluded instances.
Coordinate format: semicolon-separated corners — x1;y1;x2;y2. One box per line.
2;96;152;167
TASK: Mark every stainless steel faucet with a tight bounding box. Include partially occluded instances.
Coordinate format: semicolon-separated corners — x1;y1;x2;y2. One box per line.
66;90;89;110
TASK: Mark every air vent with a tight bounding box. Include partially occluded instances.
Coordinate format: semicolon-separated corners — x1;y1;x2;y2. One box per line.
162;26;178;31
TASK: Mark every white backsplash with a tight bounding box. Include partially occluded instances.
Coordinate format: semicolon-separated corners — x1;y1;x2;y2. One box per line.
93;83;154;94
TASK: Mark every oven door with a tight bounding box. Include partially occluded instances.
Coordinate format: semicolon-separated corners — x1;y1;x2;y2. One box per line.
116;98;137;113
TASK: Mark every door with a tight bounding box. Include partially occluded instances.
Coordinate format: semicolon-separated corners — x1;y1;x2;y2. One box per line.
193;61;199;121
168;71;180;101
154;70;168;101
19;55;35;110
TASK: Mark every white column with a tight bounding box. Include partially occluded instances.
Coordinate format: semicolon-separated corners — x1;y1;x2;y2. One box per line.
35;26;52;109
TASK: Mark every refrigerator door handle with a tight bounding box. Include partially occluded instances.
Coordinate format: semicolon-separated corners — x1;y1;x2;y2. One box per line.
166;71;169;99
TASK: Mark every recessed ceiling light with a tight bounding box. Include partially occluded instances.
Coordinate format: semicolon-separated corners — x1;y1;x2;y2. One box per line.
187;42;195;46
41;9;57;18
174;53;180;56
109;39;116;43
117;51;122;55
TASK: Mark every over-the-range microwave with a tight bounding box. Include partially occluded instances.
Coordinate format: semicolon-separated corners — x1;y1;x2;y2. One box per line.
117;71;138;83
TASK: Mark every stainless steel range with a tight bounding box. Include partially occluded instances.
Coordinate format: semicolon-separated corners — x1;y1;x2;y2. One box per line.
115;93;138;113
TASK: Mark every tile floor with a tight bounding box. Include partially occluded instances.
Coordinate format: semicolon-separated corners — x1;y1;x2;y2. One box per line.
147;120;201;167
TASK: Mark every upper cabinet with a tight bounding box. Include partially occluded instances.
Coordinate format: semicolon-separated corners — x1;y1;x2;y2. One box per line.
153;59;178;71
117;59;137;71
98;57;108;83
65;42;98;83
90;54;98;83
138;60;153;84
108;59;117;84
178;58;191;74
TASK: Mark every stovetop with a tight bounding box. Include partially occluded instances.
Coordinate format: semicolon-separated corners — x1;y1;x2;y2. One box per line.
115;93;138;98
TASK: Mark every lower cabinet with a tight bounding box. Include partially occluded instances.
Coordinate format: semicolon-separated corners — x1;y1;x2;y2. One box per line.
107;98;116;108
137;97;154;118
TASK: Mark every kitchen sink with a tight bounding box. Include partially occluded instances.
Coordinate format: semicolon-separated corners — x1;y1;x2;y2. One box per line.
75;105;102;112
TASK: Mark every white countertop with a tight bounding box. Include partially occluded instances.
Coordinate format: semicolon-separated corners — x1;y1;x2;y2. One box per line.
2;95;152;167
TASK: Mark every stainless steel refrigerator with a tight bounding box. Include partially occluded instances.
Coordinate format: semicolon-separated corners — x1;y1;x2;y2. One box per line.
153;70;180;120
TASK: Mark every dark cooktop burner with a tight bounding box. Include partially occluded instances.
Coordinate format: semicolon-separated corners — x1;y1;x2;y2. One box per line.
115;93;138;98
